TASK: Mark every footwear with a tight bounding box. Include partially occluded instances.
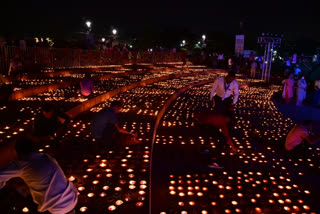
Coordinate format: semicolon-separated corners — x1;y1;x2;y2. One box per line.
208;162;224;169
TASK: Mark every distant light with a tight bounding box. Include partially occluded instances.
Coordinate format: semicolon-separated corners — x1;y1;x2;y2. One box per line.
85;21;92;28
101;38;105;42
198;41;201;45
112;29;117;35
129;45;133;48
202;34;206;40
182;40;186;44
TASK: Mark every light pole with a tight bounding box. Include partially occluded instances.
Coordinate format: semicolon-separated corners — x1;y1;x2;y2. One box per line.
85;21;91;28
258;33;282;82
85;21;92;33
112;29;117;36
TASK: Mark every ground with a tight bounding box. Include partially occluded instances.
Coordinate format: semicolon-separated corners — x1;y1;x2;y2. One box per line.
0;65;319;214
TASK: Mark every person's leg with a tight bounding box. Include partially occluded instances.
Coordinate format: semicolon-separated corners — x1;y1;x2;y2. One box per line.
208;130;226;169
213;95;223;108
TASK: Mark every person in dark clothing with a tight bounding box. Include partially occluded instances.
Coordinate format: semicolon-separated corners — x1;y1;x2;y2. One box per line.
91;100;138;149
33;104;70;142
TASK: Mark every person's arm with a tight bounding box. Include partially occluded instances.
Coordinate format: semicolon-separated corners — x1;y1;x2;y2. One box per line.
304;134;320;145
0;162;22;189
304;136;313;145
210;78;219;99
232;83;240;104
57;112;70;125
114;123;137;137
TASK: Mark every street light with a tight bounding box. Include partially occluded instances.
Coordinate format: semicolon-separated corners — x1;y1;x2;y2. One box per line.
112;29;117;35
101;38;106;42
86;21;92;28
182;40;186;45
202;34;206;41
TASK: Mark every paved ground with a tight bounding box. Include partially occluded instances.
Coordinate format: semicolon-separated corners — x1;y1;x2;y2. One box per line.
0;69;319;214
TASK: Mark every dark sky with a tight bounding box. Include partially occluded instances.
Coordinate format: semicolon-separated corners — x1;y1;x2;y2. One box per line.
1;0;319;40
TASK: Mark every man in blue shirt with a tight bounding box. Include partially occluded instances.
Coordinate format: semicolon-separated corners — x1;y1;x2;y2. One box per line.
91;100;137;149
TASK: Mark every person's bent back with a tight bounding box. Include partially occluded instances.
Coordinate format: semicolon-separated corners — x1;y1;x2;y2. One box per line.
0;138;78;214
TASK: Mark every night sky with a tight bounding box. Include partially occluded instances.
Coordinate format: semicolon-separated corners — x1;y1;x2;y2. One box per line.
1;0;319;41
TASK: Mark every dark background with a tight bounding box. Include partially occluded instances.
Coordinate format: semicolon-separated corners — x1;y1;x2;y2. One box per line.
1;0;319;53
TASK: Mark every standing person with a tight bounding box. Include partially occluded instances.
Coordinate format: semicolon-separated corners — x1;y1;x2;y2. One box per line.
282;74;294;104
212;55;217;69
296;75;307;106
228;57;232;71
0;138;78;214
91;100;138;149
217;53;224;68
313;76;320;107
210;72;239;109
250;61;257;78
8;56;23;78
80;73;94;97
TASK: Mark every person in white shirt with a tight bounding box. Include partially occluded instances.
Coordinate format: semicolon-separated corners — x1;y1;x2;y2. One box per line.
0;138;78;214
296;75;307;106
210;72;239;109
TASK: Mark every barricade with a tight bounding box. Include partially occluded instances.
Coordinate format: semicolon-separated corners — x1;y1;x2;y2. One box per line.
0;46;186;75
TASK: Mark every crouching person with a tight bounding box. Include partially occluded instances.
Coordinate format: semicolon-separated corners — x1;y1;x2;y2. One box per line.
0;137;78;214
91;100;138;150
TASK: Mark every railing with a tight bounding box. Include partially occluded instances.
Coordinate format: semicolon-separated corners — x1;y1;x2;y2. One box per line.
0;46;186;75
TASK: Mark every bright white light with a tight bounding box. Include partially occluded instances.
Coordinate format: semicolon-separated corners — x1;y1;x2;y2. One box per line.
129;45;133;48
112;29;117;35
101;38;105;42
198;41;201;45
86;21;92;28
202;34;206;40
182;40;186;44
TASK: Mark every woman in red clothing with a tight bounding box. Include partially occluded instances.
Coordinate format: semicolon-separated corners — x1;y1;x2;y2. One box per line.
282;74;294;104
